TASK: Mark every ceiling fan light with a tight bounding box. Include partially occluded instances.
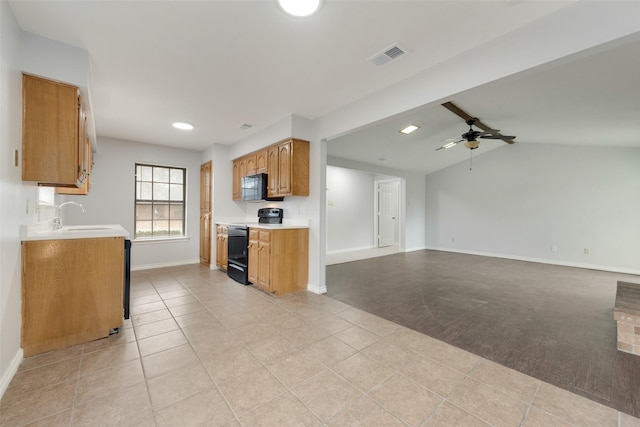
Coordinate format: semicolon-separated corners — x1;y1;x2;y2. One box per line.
278;0;321;17
399;124;419;135
464;140;480;150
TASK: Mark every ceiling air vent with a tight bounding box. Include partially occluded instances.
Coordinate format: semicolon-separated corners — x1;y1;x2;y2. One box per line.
239;123;254;130
368;44;408;66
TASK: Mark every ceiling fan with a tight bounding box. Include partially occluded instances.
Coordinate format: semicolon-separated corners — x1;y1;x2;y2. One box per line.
436;101;516;151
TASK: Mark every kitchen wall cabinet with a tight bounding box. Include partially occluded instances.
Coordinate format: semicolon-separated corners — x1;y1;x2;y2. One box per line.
215;224;228;270
267;139;309;198
21;237;124;357
231;138;309;201
22;74;89;188
248;227;308;295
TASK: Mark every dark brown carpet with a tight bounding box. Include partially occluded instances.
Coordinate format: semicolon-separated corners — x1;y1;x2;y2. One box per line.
325;250;640;417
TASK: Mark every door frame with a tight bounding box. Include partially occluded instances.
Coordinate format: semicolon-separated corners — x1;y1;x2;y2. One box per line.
374;178;402;250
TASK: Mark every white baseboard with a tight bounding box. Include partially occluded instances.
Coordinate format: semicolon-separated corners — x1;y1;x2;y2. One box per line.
307;282;327;295
326;244;400;265
424;246;640;276
131;259;200;271
0;348;23;399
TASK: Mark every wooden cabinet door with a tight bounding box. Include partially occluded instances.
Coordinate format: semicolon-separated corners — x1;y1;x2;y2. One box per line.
232;158;248;200
200;214;211;265
215;225;228;271
200;161;212;211
277;141;292;195
222;234;228;268
245;154;257;176
232;160;241;200
247;229;259;284
56;133;91;195
215;227;223;267
257;230;271;290
200;161;212;266
22;74;81;187
267;146;279;197
256;150;268;174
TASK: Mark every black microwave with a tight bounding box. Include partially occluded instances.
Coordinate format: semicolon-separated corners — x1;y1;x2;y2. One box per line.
241;173;284;202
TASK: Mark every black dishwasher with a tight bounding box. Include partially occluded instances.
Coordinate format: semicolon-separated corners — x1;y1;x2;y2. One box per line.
123;238;131;319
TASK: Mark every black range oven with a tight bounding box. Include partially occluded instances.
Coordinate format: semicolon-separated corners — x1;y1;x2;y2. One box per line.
227;224;249;285
226;209;283;285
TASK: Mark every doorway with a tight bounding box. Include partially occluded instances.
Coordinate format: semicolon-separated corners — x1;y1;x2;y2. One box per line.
199;161;212;266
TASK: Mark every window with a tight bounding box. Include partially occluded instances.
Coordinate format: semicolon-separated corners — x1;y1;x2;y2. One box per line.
135;163;186;239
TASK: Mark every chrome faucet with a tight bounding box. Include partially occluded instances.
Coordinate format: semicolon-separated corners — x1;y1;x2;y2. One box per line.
52;201;85;230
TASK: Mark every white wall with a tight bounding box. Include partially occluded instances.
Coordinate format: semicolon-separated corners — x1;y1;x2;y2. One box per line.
326;166;375;252
62;137;202;269
0;0;41;397
425;143;640;273
327;156;426;252
201;142;244;222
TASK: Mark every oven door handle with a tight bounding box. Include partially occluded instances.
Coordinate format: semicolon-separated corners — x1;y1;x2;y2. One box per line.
228;263;245;272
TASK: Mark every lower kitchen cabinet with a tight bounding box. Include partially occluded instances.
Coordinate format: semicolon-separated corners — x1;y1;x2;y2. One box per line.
21;237;124;357
248;227;308;295
216;224;228;271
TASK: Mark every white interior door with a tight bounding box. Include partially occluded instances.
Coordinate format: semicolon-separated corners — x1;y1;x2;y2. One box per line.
378;181;398;247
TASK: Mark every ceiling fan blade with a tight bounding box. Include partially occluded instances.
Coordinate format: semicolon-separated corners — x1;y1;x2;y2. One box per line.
441;101;516;144
480;134;516;140
477;130;500;136
441;101;474;122
436;139;462;150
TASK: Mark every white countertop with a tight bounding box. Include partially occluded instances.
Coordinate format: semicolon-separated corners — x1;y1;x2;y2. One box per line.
21;224;130;241
247;223;309;230
216;218;309;229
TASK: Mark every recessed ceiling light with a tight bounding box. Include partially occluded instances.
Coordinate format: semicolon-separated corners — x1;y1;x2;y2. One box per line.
278;0;321;17
172;122;193;130
399;124;419;135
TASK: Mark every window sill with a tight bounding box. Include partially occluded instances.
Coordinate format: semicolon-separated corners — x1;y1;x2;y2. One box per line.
133;236;190;245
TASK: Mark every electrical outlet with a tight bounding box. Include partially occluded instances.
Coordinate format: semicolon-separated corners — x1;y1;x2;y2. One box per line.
584;248;590;255
551;245;558;252
451;237;455;243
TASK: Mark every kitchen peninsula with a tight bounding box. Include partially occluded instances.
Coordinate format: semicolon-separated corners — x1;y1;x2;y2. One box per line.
20;224;129;356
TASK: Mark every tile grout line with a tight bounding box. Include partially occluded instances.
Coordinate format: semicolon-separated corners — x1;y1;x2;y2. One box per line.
162;270;247;425
130;284;162;426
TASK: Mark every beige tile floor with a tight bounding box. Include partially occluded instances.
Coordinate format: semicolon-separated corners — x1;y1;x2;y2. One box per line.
2;264;640;427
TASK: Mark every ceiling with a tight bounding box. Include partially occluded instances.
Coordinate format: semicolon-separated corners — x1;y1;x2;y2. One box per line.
328;34;640;174
8;1;640;175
